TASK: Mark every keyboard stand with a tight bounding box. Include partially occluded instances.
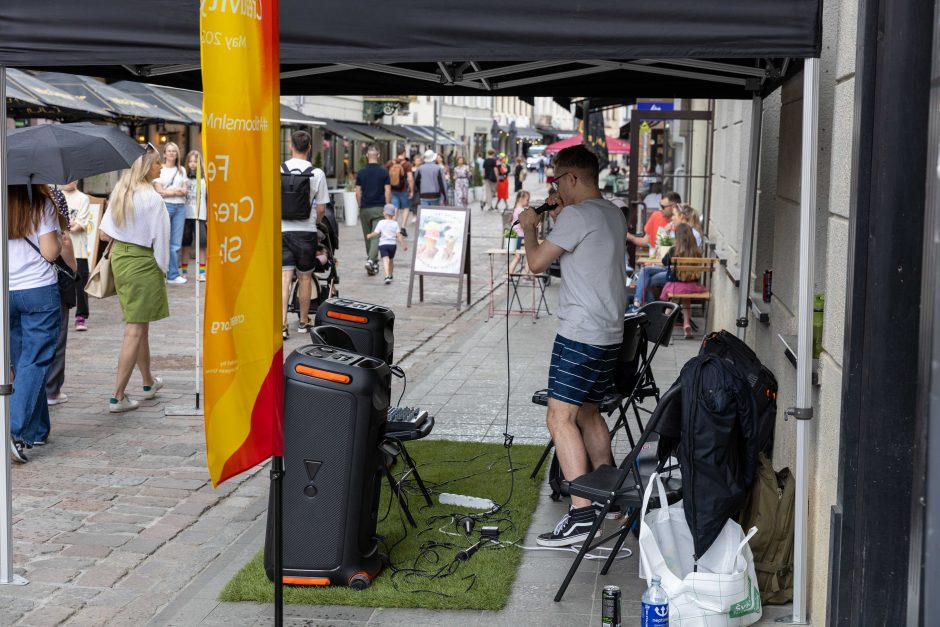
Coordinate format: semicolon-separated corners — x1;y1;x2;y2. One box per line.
382;416;435;528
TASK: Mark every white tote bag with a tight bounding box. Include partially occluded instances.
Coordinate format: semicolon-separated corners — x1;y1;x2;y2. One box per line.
638;473;763;626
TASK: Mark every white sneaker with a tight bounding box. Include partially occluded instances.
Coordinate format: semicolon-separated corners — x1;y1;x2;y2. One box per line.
166;276;187;285
109;395;140;413
142;377;164;400
47;393;68;406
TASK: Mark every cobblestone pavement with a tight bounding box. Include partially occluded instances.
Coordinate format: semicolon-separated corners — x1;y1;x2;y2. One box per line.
1;174;792;625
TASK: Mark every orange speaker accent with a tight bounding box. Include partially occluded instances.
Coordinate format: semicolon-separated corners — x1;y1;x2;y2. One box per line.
326;310;369;324
294;365;351;384
282;576;330;586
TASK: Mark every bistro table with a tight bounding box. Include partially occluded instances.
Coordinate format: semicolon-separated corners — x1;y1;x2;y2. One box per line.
486;248;551;321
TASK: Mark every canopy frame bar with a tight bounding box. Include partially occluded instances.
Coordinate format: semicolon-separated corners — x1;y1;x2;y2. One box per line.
585;60;751;86
737;95;763;338
641;58;771;78
280;64;354;79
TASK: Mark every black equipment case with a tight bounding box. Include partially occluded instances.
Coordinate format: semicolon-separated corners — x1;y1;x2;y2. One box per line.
315;298;395;365
264;344;390;589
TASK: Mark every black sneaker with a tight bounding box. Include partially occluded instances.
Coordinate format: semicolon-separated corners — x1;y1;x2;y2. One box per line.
400;228;408;238
10;439;28;464
536;506;598;547
282;325;289;340
364;260;378;276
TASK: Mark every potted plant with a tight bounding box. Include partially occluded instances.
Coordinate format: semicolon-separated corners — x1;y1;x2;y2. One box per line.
472;162;484;201
502;227;518;252
342;173;359;226
655;229;674;259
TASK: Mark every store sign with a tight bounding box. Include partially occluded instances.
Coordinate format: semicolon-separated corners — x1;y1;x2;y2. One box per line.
636;101;675;111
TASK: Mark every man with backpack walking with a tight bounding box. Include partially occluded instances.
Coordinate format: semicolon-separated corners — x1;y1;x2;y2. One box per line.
280;130;329;339
356;145;391;276
389;149;414;235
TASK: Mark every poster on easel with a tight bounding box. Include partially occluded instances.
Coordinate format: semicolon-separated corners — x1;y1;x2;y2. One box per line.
407;205;471;309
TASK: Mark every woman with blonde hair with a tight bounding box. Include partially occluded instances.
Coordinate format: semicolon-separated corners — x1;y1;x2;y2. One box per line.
7;184;64;461
99;148;171;413
153;141;188;284
181;150;208;281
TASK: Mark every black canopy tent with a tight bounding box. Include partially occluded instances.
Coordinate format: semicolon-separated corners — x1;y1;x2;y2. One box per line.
0;1;823;621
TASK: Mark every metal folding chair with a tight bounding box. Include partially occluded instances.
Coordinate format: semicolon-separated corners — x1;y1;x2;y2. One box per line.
554;383;684;602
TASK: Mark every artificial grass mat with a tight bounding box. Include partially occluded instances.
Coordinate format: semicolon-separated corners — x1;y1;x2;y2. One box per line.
220;439;547;610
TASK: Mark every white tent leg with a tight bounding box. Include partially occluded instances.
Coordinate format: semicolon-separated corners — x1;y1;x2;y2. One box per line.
777;57;819;625
0;65;28;587
736;95;763;340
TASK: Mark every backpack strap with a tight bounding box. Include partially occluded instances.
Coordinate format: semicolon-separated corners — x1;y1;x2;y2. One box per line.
281;163;291;175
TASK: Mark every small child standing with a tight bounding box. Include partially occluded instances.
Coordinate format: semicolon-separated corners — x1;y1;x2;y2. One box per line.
367;204;409;284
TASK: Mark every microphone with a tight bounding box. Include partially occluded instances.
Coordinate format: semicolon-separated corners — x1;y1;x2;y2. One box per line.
511;202;557;227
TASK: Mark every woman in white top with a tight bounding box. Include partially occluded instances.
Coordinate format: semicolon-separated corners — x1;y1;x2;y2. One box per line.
181;150;208;281
7;184;63;462
100;148;171;413
153;141;188;284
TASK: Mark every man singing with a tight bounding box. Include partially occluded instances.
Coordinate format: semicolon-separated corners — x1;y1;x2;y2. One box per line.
518;145;628;546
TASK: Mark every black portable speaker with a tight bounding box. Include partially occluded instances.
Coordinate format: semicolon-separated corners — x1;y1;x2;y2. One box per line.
315;298;394;364
264;344;390;589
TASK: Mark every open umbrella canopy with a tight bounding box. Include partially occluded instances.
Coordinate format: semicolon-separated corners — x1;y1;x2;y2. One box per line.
7;122;144;185
545;133;630;155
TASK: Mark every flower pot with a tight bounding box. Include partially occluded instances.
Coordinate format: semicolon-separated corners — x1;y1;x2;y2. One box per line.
342;191;359;226
504;237;518;252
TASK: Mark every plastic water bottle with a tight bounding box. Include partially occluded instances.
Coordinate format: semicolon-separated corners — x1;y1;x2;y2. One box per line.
641;576;669;626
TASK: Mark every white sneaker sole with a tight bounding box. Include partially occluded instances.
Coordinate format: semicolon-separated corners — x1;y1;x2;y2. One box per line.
535;530;591;547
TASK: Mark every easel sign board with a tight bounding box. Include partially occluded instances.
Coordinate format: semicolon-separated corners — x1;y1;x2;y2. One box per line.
407;205;471;309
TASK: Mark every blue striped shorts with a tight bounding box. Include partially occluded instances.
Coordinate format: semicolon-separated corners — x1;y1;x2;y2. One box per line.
547;334;621;406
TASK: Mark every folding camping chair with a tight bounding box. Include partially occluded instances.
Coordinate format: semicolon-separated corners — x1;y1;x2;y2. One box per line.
619;301;681;423
528;312;648;484
554;383;684;602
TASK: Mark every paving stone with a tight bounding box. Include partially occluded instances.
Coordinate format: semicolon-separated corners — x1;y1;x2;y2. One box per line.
16;604;77;627
76;565;130;588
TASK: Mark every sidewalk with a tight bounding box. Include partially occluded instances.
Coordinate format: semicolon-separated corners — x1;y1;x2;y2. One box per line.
2;174;792;625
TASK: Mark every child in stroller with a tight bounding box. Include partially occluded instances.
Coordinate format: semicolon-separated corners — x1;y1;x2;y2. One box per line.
285;208;339;337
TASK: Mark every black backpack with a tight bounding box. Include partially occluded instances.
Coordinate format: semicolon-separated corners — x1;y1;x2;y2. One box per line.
700;330;778;456
281;163;315;221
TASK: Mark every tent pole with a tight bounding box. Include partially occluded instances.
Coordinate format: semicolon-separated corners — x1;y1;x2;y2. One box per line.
786;56;820;626
736;95;763;340
0;65;27;587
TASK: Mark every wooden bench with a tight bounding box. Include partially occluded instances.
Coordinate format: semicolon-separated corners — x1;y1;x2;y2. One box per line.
665;257;719;334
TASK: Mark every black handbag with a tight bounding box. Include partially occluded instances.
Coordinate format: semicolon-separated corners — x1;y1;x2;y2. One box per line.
24;237;78;308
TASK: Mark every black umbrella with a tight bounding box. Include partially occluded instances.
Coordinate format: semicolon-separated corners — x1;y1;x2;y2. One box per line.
7;122;144;185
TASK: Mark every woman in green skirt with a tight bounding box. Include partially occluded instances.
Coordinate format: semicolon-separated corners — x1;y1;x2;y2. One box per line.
99;148;171;413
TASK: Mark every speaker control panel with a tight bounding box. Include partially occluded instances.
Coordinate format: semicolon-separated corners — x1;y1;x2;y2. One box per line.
329;298;373;311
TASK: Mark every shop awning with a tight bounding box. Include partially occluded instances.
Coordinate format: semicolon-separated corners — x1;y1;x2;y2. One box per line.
380;124;428;142
499;125;541;140
320;120;374;142
5;68;112;118
341;122;403;141
402;125;461;145
34;72;180;121
278;104;325;127
110;80;194;124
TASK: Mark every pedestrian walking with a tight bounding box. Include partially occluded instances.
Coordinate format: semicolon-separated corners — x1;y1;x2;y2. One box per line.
496;155;510;211
44;188;79;410
415;150;448;206
513;156;526;193
60;180;92;331
153;142;188;284
508;190;531;275
409;155;423;217
366;204;408;284
99;148;170;414
389;149;414;235
482;149;498;210
538;153;546;183
7;184;64;462
181;150;208;282
453;156;471;207
281;130;329;338
356;145;391;276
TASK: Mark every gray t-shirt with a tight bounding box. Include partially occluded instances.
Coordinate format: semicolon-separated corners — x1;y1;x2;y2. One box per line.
546;197;627;346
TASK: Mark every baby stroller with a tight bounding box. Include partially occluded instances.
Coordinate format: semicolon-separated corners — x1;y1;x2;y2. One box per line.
287;205;340;321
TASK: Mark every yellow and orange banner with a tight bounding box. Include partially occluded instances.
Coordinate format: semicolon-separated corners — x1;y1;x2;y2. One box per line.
200;0;282;486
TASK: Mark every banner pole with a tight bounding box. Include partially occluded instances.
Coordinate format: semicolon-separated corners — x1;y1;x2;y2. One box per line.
271;455;284;626
195;160;202;409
